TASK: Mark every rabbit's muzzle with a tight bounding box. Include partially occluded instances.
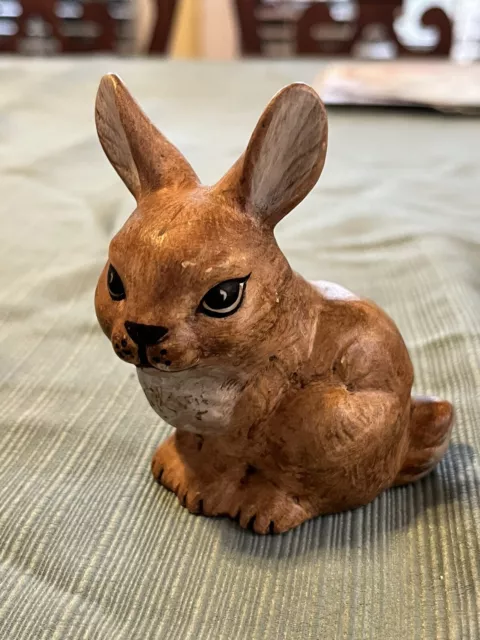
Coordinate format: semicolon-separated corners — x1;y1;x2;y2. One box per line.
119;321;169;369
124;322;168;347
110;319;199;372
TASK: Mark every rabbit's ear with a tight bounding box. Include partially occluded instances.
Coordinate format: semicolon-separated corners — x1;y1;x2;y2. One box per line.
215;83;327;227
95;74;198;200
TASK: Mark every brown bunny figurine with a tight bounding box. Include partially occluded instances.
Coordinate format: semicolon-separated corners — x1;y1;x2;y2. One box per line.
94;74;454;534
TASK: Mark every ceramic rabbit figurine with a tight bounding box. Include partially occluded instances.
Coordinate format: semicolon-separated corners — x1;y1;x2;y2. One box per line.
94;74;454;534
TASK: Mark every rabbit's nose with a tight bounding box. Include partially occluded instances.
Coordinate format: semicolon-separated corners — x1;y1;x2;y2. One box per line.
124;321;168;346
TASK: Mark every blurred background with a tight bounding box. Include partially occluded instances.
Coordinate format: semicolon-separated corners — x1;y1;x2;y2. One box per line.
0;0;478;61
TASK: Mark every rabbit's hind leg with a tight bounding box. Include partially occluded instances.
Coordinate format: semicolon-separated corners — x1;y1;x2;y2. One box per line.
394;396;454;486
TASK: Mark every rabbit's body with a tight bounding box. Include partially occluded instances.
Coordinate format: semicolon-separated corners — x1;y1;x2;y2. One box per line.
94;75;453;534
145;273;452;533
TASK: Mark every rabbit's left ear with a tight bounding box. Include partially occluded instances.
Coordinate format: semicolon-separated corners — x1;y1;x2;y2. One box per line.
95;74;198;200
215;83;328;228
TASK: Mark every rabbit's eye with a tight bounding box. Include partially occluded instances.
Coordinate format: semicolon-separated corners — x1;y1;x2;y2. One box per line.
199;276;249;318
107;264;126;301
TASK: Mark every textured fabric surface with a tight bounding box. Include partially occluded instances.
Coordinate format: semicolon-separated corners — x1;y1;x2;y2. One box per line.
0;58;479;640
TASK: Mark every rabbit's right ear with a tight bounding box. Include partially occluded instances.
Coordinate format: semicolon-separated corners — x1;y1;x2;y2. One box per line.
95;74;198;200
214;83;327;228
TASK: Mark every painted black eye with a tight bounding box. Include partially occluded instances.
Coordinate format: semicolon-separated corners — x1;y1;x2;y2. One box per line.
199;276;249;318
107;264;126;301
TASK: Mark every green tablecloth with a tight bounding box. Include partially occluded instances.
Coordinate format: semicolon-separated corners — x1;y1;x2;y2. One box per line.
0;58;479;639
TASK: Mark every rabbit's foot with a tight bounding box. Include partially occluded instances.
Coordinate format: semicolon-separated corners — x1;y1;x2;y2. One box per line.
229;484;311;534
182;473;310;534
152;437;311;533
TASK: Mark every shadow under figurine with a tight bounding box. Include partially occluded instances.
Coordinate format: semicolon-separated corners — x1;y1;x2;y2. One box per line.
94;74;454;534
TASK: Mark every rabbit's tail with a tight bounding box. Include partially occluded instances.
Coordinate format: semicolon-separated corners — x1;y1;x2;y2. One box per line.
394;395;454;486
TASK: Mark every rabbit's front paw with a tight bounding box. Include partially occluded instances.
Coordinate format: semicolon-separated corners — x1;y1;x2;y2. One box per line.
234;489;310;535
152;436;204;513
200;475;312;534
152;438;312;533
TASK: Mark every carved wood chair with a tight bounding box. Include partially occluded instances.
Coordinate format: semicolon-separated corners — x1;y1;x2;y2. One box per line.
0;0;177;54
234;0;454;58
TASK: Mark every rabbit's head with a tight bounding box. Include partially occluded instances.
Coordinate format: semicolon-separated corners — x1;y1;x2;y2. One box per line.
94;75;328;374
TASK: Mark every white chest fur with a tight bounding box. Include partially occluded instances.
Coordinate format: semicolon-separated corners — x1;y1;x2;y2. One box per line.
137;367;244;433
